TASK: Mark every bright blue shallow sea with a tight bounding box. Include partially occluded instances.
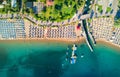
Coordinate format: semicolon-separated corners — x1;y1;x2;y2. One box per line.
0;41;120;77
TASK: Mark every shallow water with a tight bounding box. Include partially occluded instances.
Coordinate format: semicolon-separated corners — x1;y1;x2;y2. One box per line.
0;41;120;77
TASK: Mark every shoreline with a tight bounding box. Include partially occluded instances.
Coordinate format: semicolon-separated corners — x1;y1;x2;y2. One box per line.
0;38;120;50
0;37;86;44
96;38;120;50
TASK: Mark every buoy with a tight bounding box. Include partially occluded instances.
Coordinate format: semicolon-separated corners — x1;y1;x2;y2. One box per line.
81;55;84;58
81;53;84;58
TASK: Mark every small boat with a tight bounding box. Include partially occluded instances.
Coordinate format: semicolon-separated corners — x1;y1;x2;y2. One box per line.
71;55;77;64
71;58;76;64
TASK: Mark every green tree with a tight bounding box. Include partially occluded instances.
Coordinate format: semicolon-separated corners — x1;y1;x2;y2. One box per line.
43;6;47;13
64;0;68;6
29;8;34;14
55;4;62;10
73;4;77;11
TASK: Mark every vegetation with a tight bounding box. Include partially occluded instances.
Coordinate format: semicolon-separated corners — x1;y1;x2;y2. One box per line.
97;5;103;13
118;0;120;8
24;0;85;22
0;0;20;14
106;7;111;13
0;0;3;4
0;0;85;22
87;18;92;23
114;19;120;27
40;0;46;3
27;0;37;1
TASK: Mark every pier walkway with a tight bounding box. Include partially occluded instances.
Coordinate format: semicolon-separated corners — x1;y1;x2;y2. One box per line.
80;14;91;20
82;20;93;52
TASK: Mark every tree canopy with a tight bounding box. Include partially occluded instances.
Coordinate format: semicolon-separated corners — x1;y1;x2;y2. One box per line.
33;0;85;22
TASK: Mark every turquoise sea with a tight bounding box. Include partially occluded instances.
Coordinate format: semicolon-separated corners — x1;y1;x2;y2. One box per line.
0;41;120;77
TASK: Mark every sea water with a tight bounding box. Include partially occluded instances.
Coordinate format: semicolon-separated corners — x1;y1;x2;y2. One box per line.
0;41;120;77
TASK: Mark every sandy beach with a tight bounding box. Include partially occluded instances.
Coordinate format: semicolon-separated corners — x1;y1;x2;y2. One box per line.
96;38;120;50
1;37;120;50
0;37;85;44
